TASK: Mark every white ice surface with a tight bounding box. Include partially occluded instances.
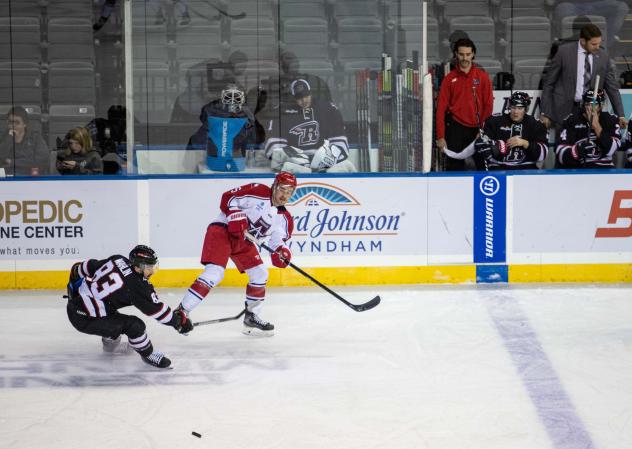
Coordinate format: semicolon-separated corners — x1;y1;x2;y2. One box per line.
0;284;631;449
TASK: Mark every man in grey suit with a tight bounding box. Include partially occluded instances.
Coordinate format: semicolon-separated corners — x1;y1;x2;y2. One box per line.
541;24;627;135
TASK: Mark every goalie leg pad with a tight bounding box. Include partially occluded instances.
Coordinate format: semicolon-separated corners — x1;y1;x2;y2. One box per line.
326;159;357;172
271;146;310;171
281;161;312;173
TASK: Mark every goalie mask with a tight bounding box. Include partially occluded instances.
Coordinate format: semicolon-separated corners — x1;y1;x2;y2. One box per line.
221;84;245;113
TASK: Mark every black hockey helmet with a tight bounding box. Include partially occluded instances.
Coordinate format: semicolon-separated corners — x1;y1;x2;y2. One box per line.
129;245;158;268
582;88;605;105
509;91;531;108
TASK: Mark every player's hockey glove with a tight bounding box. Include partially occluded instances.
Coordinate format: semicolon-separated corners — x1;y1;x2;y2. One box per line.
66;262;84;298
475;137;506;160
572;139;598;161
171;305;194;334
227;210;248;239
271;246;291;268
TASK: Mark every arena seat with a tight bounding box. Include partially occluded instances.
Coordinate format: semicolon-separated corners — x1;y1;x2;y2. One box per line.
0;61;42;106
47;18;95;64
48;61;96;105
282;18;330;62
0;17;42;63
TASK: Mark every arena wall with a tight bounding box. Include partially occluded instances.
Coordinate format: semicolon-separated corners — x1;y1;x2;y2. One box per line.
1;172;631;289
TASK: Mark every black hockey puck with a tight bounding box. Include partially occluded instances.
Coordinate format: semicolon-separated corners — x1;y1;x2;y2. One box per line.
192;431;202;438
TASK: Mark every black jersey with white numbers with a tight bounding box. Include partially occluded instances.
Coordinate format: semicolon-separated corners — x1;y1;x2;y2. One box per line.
71;255;174;324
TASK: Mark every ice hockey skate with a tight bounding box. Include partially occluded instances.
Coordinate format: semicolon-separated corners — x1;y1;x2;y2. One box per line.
141;351;172;369
242;308;275;337
101;336;131;354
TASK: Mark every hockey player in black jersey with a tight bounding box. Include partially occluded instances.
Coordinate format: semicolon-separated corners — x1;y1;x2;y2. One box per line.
556;89;621;168
65;245;193;368
473;91;548;170
263;78;356;173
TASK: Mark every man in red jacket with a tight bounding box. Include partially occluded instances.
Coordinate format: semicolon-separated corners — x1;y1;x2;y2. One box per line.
435;38;493;171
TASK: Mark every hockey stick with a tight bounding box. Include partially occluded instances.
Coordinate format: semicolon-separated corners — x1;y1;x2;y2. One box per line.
586;74;601;140
244;232;381;312
193;308;246;327
195;1;246;20
472;85;489;171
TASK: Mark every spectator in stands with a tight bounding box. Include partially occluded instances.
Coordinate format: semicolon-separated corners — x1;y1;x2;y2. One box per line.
0;106;49;177
436;38;493;171
540;24;627;137
553;0;629;50
555;88;621;168
56;127;103;175
473;92;549;170
86;105;127;174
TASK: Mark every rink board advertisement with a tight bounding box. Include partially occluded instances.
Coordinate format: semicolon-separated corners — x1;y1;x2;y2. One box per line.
511;173;632;263
0;180;138;264
473;174;506;264
147;177;431;263
1;172;631;288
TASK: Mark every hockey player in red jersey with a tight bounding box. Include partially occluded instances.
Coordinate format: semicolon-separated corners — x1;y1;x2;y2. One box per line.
65;245;193;369
177;171;297;336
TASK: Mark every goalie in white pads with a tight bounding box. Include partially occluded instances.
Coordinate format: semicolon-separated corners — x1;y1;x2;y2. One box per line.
264;78;356;174
177;172;297;336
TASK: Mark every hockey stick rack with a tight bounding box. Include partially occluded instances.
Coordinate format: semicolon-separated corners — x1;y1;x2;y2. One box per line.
244;232;381;312
193;308;246;327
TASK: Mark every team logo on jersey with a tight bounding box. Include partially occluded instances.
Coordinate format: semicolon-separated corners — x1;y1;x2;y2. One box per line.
505;148;526;163
287;183;360;206
249;217;272;239
289;120;320;147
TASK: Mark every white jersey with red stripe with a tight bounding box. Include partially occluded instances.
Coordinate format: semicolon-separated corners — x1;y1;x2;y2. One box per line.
216;182;294;249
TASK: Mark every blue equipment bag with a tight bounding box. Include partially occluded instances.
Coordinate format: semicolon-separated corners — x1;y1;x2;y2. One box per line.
207;116;248;171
